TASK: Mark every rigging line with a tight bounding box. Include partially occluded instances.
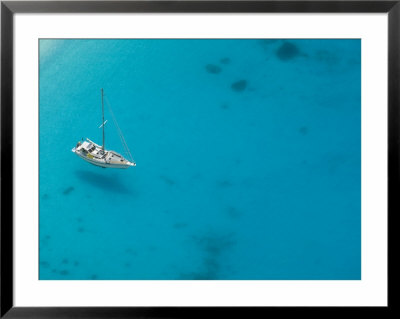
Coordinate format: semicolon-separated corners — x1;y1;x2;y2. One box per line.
104;96;135;163
108;105;134;162
104;98;129;155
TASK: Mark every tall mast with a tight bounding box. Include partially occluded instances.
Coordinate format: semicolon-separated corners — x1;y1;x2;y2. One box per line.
101;88;105;151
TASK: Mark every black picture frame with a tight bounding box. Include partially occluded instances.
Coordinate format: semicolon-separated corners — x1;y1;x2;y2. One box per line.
1;1;395;318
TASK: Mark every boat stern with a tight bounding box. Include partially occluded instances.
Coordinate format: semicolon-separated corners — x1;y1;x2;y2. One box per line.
72;140;84;154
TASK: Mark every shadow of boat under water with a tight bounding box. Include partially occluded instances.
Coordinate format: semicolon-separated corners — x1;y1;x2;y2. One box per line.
74;169;134;195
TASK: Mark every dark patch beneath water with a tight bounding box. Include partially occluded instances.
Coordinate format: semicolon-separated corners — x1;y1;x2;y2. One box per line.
231;80;247;92
40;235;51;247
77;227;85;233
315;50;339;65
62;186;74;195
220;57;231;65
299;126;309;135
347;58;361;66
217;180;233;188
160;175;175;186
59;270;69;276
205;64;222;74
216;179;233;188
220;103;229;110
41;235;51;242
179;268;219;280
62;258;69;264
182;231;236;279
226;206;241;219
125;248;137;256
90;274;98;280
74;170;133;195
40;261;50;268
42;193;49;200
197;232;236;255
325;153;348;174
173;222;188;229
73;261;79;267
276;41;301;61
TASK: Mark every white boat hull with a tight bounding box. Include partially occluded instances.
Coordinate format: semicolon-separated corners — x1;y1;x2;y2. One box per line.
72;139;135;169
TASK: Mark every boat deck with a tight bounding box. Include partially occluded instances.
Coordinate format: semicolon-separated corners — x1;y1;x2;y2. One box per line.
73;138;135;168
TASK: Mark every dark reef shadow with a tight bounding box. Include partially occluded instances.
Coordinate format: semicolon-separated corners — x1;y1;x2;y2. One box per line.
231;80;248;92
226;206;242;219
205;64;222;74
220;57;231;65
173;222;188;229
62;186;74;195
74;170;134;195
299;126;309;135
315;49;339;65
180;231;236;280
160;175;176;186
216;179;233;188
276;41;306;61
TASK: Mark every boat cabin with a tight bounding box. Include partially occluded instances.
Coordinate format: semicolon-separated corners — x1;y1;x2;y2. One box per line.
76;140;106;159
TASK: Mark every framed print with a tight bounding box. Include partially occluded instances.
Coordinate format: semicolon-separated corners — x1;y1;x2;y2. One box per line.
1;0;395;317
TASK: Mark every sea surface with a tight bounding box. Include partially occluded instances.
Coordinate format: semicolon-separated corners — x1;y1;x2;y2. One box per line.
39;39;361;280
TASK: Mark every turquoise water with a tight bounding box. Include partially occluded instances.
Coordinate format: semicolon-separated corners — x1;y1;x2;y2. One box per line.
39;39;361;280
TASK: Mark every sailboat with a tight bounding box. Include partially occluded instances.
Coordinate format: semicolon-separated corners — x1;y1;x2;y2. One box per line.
72;89;136;169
